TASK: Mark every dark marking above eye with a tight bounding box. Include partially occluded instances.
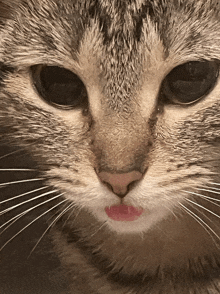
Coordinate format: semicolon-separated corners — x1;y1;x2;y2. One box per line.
161;60;219;105
0;62;15;86
31;65;88;110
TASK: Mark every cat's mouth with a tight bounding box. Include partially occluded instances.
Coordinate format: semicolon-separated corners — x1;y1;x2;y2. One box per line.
105;205;144;221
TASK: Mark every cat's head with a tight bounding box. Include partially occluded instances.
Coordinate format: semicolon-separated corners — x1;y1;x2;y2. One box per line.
1;0;220;242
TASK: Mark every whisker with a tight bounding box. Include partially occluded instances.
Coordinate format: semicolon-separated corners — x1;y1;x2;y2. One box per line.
29;201;74;256
0;169;36;171
0;192;66;252
0;189;58;216
183;190;220;202
197;188;220;195
61;205;83;229
0;193;66;232
62;207;77;228
198;196;220;209
209;182;220;186
70;205;84;223
202;185;220;192
41;200;75;224
0;178;44;188
0;212;26;232
182;201;220;249
185;198;220;219
185;198;220;231
183;190;220;214
0;149;22;160
89;221;107;238
164;203;179;219
179;203;220;244
0;186;49;205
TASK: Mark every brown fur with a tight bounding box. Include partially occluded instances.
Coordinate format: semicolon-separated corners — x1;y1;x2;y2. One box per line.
1;1;220;293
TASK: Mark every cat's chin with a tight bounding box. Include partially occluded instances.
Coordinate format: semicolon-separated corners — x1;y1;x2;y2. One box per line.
93;205;170;234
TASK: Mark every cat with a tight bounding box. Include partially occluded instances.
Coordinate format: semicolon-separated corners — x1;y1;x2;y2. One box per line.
1;0;220;293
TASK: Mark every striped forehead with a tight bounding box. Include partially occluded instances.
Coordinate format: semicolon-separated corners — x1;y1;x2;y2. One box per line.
6;0;220;62
76;0;220;113
78;0;165;113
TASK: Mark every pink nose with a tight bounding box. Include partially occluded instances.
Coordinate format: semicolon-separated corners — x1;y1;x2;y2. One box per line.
98;171;143;197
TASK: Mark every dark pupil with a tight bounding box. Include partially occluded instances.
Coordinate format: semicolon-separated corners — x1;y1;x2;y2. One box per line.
166;61;218;104
183;62;205;79
40;66;86;108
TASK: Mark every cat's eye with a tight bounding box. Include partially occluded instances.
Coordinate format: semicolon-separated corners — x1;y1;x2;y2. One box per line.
31;65;87;109
162;61;219;105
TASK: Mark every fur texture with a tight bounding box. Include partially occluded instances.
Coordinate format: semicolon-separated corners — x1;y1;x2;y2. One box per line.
1;0;220;293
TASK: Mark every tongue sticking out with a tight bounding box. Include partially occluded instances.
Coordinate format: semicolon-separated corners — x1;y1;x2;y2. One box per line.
105;205;144;221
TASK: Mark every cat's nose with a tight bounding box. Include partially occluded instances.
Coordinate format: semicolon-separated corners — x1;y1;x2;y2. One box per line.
98;171;143;197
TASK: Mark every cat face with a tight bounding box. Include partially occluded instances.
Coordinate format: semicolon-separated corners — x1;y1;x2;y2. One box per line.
1;1;220;288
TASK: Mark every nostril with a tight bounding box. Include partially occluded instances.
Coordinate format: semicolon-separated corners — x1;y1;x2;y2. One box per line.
98;171;143;197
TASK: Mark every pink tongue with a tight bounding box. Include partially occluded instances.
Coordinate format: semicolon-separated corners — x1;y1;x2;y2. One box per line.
105;205;143;221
